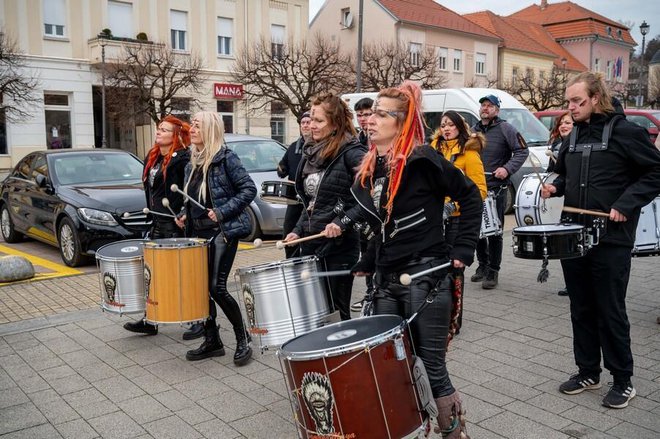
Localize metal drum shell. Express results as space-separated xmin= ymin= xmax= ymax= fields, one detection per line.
xmin=96 ymin=239 xmax=146 ymax=315
xmin=633 ymin=197 xmax=660 ymax=256
xmin=237 ymin=256 xmax=331 ymax=350
xmin=480 ymin=192 xmax=503 ymax=238
xmin=260 ymin=180 xmax=300 ymax=205
xmin=512 ymin=224 xmax=585 ymax=260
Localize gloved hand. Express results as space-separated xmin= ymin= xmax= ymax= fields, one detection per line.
xmin=443 ymin=202 xmax=457 ymax=220
xmin=361 ymin=286 xmax=375 ymax=317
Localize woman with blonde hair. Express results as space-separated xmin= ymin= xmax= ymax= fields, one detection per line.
xmin=175 ymin=111 xmax=257 ymax=365
xmin=350 ymin=81 xmax=481 ymax=437
xmin=431 ymin=110 xmax=487 ymax=337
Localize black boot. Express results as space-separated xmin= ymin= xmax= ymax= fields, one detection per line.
xmin=186 ymin=320 xmax=225 ymax=361
xmin=123 ymin=319 xmax=157 ymax=335
xmin=233 ymin=325 xmax=253 ymax=366
xmin=182 ymin=322 xmax=204 ymax=340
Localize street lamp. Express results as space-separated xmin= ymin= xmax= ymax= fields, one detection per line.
xmin=98 ymin=34 xmax=108 ymax=148
xmin=638 ymin=21 xmax=650 ymax=107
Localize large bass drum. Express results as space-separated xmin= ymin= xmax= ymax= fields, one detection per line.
xmin=278 ymin=315 xmax=430 ymax=439
xmin=96 ymin=239 xmax=146 ymax=315
xmin=515 ymin=173 xmax=565 ymax=226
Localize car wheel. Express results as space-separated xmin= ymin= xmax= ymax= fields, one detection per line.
xmin=58 ymin=217 xmax=87 ymax=267
xmin=243 ymin=208 xmax=262 ymax=242
xmin=0 ymin=204 xmax=23 ymax=243
xmin=504 ymin=185 xmax=515 ymax=215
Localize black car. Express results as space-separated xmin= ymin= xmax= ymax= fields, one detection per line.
xmin=0 ymin=149 xmax=150 ymax=266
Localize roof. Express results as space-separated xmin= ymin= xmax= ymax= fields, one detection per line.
xmin=649 ymin=50 xmax=660 ymax=65
xmin=375 ymin=0 xmax=499 ymax=40
xmin=508 ymin=1 xmax=635 ymax=45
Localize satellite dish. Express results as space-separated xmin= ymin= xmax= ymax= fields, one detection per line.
xmin=342 ymin=11 xmax=354 ymax=29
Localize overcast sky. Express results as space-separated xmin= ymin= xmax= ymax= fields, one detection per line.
xmin=309 ymin=0 xmax=659 ymax=54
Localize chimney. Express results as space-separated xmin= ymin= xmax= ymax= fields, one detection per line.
xmin=541 ymin=0 xmax=548 ymax=9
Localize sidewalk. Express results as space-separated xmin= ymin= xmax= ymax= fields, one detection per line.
xmin=1 ymin=233 xmax=659 ymax=438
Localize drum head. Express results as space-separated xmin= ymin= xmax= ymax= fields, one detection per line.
xmin=514 ymin=224 xmax=583 ymax=234
xmin=281 ymin=315 xmax=403 ymax=356
xmin=96 ymin=239 xmax=144 ymax=259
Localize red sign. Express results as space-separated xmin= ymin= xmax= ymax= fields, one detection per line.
xmin=214 ymin=83 xmax=244 ymax=99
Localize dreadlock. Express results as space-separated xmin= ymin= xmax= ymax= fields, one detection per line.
xmin=356 ymin=80 xmax=425 ymax=222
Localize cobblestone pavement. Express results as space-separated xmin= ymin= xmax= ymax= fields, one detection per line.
xmin=0 ymin=232 xmax=659 ymax=438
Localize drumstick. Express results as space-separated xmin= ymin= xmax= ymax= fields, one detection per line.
xmin=399 ymin=262 xmax=451 ymax=286
xmin=562 ymin=206 xmax=610 ymax=218
xmin=143 ymin=207 xmax=175 ymax=219
xmin=170 ymin=184 xmax=207 ymax=211
xmin=300 ymin=269 xmax=352 ymax=280
xmin=161 ymin=198 xmax=178 ymax=217
xmin=275 ymin=232 xmax=326 ymax=249
xmin=545 ymin=149 xmax=557 ymax=164
xmin=252 ymin=238 xmax=279 ymax=248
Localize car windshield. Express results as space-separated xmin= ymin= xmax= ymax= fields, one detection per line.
xmin=227 ymin=140 xmax=286 ymax=172
xmin=499 ymin=109 xmax=550 ymax=146
xmin=51 ymin=153 xmax=143 ymax=185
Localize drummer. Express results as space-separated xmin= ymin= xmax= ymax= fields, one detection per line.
xmin=283 ymin=93 xmax=367 ymax=321
xmin=175 ymin=111 xmax=257 ymax=366
xmin=277 ymin=110 xmax=311 ymax=258
xmin=350 ymin=81 xmax=481 ymax=437
xmin=124 ymin=115 xmax=190 ymax=336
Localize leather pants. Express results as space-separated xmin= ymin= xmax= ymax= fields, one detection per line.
xmin=373 ymin=258 xmax=454 ymax=398
xmin=150 ymin=220 xmax=182 ymax=239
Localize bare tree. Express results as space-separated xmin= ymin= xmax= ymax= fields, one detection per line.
xmin=607 ymin=80 xmax=639 ymax=108
xmin=103 ymin=42 xmax=206 ymax=124
xmin=503 ymin=67 xmax=568 ymax=111
xmin=464 ymin=74 xmax=499 ymax=88
xmin=357 ymin=41 xmax=447 ymax=91
xmin=648 ymin=67 xmax=660 ymax=107
xmin=231 ymin=33 xmax=353 ymax=122
xmin=0 ymin=30 xmax=41 ymax=122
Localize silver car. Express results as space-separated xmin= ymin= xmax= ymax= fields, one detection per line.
xmin=225 ymin=134 xmax=290 ymax=240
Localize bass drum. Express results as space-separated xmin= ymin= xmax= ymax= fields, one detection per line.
xmin=515 ymin=173 xmax=565 ymax=226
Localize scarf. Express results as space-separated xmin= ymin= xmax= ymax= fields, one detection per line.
xmin=302 ymin=133 xmax=351 ymax=177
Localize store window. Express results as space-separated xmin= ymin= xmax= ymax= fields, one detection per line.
xmin=217 ymin=101 xmax=234 ymax=134
xmin=270 ymin=101 xmax=286 ymax=143
xmin=43 ymin=0 xmax=66 ymax=37
xmin=44 ymin=93 xmax=72 ymax=149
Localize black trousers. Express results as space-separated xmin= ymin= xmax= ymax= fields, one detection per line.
xmin=282 ymin=204 xmax=304 ymax=258
xmin=561 ymin=244 xmax=634 ymax=383
xmin=444 ymin=216 xmax=465 ymax=329
xmin=373 ymin=260 xmax=454 ymax=398
xmin=194 ymin=227 xmax=243 ymax=331
xmin=476 ymin=186 xmax=507 ymax=271
xmin=151 ymin=220 xmax=182 ymax=239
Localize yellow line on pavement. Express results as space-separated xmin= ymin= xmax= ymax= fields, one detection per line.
xmin=0 ymin=244 xmax=82 ymax=285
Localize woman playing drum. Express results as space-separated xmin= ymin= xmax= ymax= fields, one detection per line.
xmin=350 ymin=81 xmax=481 ymax=437
xmin=124 ymin=115 xmax=190 ymax=336
xmin=175 ymin=111 xmax=257 ymax=366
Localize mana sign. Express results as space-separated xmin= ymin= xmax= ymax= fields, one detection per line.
xmin=214 ymin=83 xmax=244 ymax=99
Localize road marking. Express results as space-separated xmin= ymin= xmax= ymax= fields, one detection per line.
xmin=0 ymin=244 xmax=82 ymax=286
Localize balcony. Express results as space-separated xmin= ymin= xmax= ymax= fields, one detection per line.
xmin=88 ymin=36 xmax=164 ymax=66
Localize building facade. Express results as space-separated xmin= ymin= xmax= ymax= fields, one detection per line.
xmin=0 ymin=0 xmax=309 ymax=169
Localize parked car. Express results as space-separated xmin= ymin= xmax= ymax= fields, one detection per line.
xmin=535 ymin=109 xmax=660 ymax=143
xmin=224 ymin=134 xmax=289 ymax=241
xmin=0 ymin=149 xmax=150 ymax=266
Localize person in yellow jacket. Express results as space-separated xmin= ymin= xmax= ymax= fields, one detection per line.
xmin=431 ymin=110 xmax=487 ymax=337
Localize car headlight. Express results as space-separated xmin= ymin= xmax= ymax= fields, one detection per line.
xmin=77 ymin=208 xmax=118 ymax=226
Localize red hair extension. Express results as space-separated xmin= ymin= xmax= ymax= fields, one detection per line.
xmin=143 ymin=115 xmax=191 ymax=182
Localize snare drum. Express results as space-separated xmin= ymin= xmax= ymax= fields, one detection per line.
xmin=260 ymin=180 xmax=300 ymax=205
xmin=236 ymin=256 xmax=332 ymax=350
xmin=480 ymin=191 xmax=503 ymax=238
xmin=515 ymin=173 xmax=565 ymax=226
xmin=144 ymin=238 xmax=209 ymax=324
xmin=278 ymin=315 xmax=429 ymax=439
xmin=633 ymin=197 xmax=660 ymax=256
xmin=96 ymin=239 xmax=146 ymax=315
xmin=512 ymin=224 xmax=585 ymax=259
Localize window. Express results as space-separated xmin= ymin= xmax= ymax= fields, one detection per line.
xmin=271 ymin=24 xmax=285 ymax=59
xmin=217 ymin=101 xmax=234 ymax=134
xmin=453 ymin=49 xmax=462 ymax=72
xmin=170 ymin=98 xmax=191 ymax=121
xmin=410 ymin=43 xmax=422 ymax=67
xmin=44 ymin=93 xmax=72 ymax=150
xmin=475 ymin=52 xmax=486 ymax=75
xmin=108 ymin=1 xmax=133 ymax=38
xmin=437 ymin=47 xmax=448 ymax=70
xmin=594 ymin=58 xmax=600 ymax=72
xmin=217 ymin=17 xmax=233 ymax=56
xmin=341 ymin=8 xmax=353 ymax=28
xmin=170 ymin=10 xmax=187 ymax=50
xmin=270 ymin=101 xmax=286 ymax=143
xmin=512 ymin=67 xmax=519 ymax=85
xmin=606 ymin=60 xmax=612 ymax=80
xmin=43 ymin=0 xmax=66 ymax=37
xmin=525 ymin=68 xmax=533 ymax=79
xmin=31 ymin=155 xmax=48 ymax=182
xmin=0 ymin=107 xmax=6 ymax=154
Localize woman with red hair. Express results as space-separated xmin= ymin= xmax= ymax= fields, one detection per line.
xmin=124 ymin=115 xmax=191 ymax=336
xmin=350 ymin=81 xmax=481 ymax=437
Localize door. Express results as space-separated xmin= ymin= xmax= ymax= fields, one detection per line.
xmin=27 ymin=154 xmax=59 ymax=244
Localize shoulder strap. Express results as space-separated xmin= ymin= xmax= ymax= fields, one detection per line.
xmin=601 ymin=114 xmax=624 ymax=148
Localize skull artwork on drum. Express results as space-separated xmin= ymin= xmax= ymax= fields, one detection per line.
xmin=143 ymin=265 xmax=152 ymax=301
xmin=301 ymin=372 xmax=334 ymax=435
xmin=103 ymin=273 xmax=117 ymax=304
xmin=242 ymin=284 xmax=256 ymax=329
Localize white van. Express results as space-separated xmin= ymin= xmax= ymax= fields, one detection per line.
xmin=342 ymin=88 xmax=551 ymax=211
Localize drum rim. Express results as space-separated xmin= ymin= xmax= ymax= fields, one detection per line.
xmin=236 ymin=255 xmax=319 ymax=274
xmin=144 ymin=238 xmax=208 ymax=248
xmin=95 ymin=239 xmax=146 ymax=260
xmin=513 ymin=224 xmax=584 ymax=234
xmin=277 ymin=315 xmax=405 ymax=360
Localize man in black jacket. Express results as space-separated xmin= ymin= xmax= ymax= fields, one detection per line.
xmin=277 ymin=111 xmax=311 ymax=257
xmin=472 ymin=95 xmax=528 ymax=289
xmin=542 ymin=72 xmax=660 ymax=409
xmin=354 ymin=97 xmax=373 ymax=146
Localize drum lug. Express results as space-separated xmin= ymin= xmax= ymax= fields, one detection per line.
xmin=394 ymin=335 xmax=406 ymax=361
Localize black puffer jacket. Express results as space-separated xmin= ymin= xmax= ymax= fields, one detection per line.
xmin=292 ymin=137 xmax=367 ymax=255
